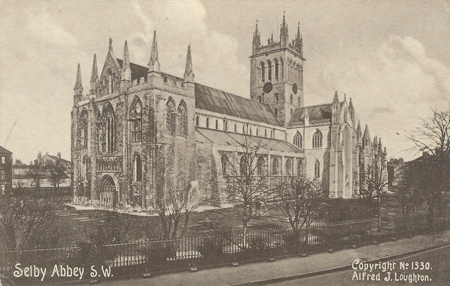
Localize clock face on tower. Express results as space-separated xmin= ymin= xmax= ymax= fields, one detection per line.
xmin=263 ymin=82 xmax=273 ymax=93
xmin=292 ymin=83 xmax=298 ymax=94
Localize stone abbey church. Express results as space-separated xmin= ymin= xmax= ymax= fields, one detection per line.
xmin=72 ymin=16 xmax=384 ymax=209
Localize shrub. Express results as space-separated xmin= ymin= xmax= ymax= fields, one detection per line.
xmin=198 ymin=237 xmax=224 ymax=257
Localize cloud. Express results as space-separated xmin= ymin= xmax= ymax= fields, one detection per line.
xmin=129 ymin=0 xmax=247 ymax=95
xmin=315 ymin=35 xmax=449 ymax=160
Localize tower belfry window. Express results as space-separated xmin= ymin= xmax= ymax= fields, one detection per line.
xmin=261 ymin=62 xmax=265 ymax=83
xmin=177 ymin=100 xmax=188 ymax=137
xmin=274 ymin=59 xmax=279 ymax=80
xmin=268 ymin=60 xmax=272 ymax=82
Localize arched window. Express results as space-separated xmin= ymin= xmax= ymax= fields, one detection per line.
xmin=256 ymin=128 xmax=259 ymax=136
xmin=249 ymin=127 xmax=252 ymax=135
xmin=280 ymin=58 xmax=284 ymax=81
xmin=196 ymin=116 xmax=199 ymax=126
xmin=265 ymin=129 xmax=267 ymax=137
xmin=293 ymin=132 xmax=302 ymax=148
xmin=206 ymin=117 xmax=210 ymax=128
xmin=261 ymin=62 xmax=265 ymax=82
xmin=268 ymin=60 xmax=272 ymax=81
xmin=215 ymin=119 xmax=219 ymax=130
xmin=257 ymin=156 xmax=265 ymax=176
xmin=297 ymin=160 xmax=303 ymax=176
xmin=107 ymin=69 xmax=113 ymax=94
xmin=314 ymin=160 xmax=320 ymax=178
xmin=177 ymin=100 xmax=188 ymax=137
xmin=274 ymin=59 xmax=279 ymax=80
xmin=166 ymin=97 xmax=176 ymax=136
xmin=234 ymin=123 xmax=237 ymax=132
xmin=134 ymin=154 xmax=142 ymax=182
xmin=290 ymin=109 xmax=293 ymax=115
xmin=101 ymin=102 xmax=115 ymax=153
xmin=221 ymin=155 xmax=229 ymax=176
xmin=298 ymin=97 xmax=301 ymax=107
xmin=80 ymin=109 xmax=88 ymax=148
xmin=242 ymin=125 xmax=245 ymax=134
xmin=275 ymin=108 xmax=278 ymax=117
xmin=224 ymin=120 xmax=228 ymax=131
xmin=130 ymin=98 xmax=142 ymax=142
xmin=240 ymin=155 xmax=248 ymax=176
xmin=272 ymin=158 xmax=279 ymax=175
xmin=312 ymin=129 xmax=323 ymax=148
xmin=290 ymin=94 xmax=293 ymax=104
xmin=275 ymin=93 xmax=279 ymax=103
xmin=286 ymin=159 xmax=292 ymax=176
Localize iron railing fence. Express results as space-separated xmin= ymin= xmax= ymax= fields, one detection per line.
xmin=1 ymin=213 xmax=449 ymax=283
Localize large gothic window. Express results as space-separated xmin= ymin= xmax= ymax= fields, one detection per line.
xmin=272 ymin=158 xmax=279 ymax=175
xmin=221 ymin=155 xmax=229 ymax=176
xmin=100 ymin=102 xmax=115 ymax=153
xmin=268 ymin=60 xmax=272 ymax=81
xmin=134 ymin=154 xmax=142 ymax=182
xmin=293 ymin=132 xmax=302 ymax=148
xmin=177 ymin=100 xmax=188 ymax=137
xmin=130 ymin=98 xmax=142 ymax=142
xmin=166 ymin=97 xmax=176 ymax=136
xmin=312 ymin=129 xmax=323 ymax=148
xmin=314 ymin=160 xmax=320 ymax=178
xmin=285 ymin=159 xmax=292 ymax=176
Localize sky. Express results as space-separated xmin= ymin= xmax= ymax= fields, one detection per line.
xmin=0 ymin=0 xmax=449 ymax=163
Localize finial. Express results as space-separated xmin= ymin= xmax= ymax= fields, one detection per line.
xmin=109 ymin=38 xmax=113 ymax=46
xmin=344 ymin=93 xmax=347 ymax=101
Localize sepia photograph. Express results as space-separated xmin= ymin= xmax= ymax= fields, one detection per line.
xmin=0 ymin=0 xmax=449 ymax=285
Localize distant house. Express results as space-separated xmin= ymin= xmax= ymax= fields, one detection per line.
xmin=0 ymin=146 xmax=13 ymax=194
xmin=12 ymin=152 xmax=72 ymax=197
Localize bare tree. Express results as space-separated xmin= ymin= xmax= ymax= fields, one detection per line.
xmin=273 ymin=177 xmax=323 ymax=230
xmin=407 ymin=110 xmax=450 ymax=224
xmin=0 ymin=192 xmax=63 ymax=250
xmin=393 ymin=163 xmax=423 ymax=215
xmin=152 ymin=181 xmax=198 ymax=240
xmin=358 ymin=146 xmax=388 ymax=230
xmin=223 ymin=136 xmax=268 ymax=246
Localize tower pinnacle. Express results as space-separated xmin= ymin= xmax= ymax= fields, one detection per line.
xmin=122 ymin=40 xmax=131 ymax=81
xmin=148 ymin=31 xmax=160 ymax=72
xmin=184 ymin=45 xmax=194 ymax=83
xmin=74 ymin=63 xmax=83 ymax=92
xmin=90 ymin=54 xmax=98 ymax=94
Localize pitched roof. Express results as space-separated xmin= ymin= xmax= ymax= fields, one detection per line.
xmin=115 ymin=60 xmax=281 ymax=126
xmin=117 ymin=59 xmax=148 ymax=81
xmin=0 ymin=146 xmax=12 ymax=154
xmin=195 ymin=84 xmax=281 ymax=126
xmin=196 ymin=128 xmax=302 ymax=153
xmin=289 ymin=103 xmax=332 ymax=126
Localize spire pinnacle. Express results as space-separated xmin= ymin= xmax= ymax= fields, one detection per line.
xmin=280 ymin=11 xmax=289 ymax=47
xmin=122 ymin=40 xmax=131 ymax=82
xmin=333 ymin=90 xmax=339 ymax=103
xmin=184 ymin=45 xmax=194 ymax=83
xmin=123 ymin=41 xmax=130 ymax=68
xmin=148 ymin=30 xmax=160 ymax=72
xmin=74 ymin=63 xmax=83 ymax=91
xmin=90 ymin=54 xmax=98 ymax=83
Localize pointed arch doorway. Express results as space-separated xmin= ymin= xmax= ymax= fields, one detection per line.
xmin=99 ymin=175 xmax=117 ymax=207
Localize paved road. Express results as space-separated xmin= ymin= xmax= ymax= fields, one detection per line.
xmin=271 ymin=244 xmax=450 ymax=286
